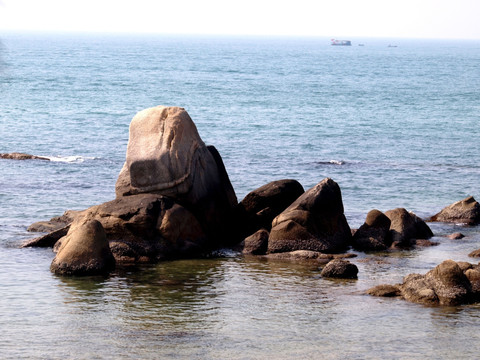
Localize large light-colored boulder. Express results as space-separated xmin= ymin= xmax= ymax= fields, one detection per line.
xmin=267 ymin=178 xmax=352 ymax=254
xmin=50 ymin=219 xmax=115 ymax=276
xmin=115 ymin=106 xmax=237 ymax=243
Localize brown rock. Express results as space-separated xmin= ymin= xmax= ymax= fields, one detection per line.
xmin=352 ymin=209 xmax=391 ymax=251
xmin=424 ymin=260 xmax=472 ymax=305
xmin=385 ymin=208 xmax=433 ymax=248
xmin=50 ymin=219 xmax=115 ymax=276
xmin=465 ymin=268 xmax=480 ymax=296
xmin=448 ymin=232 xmax=465 ymax=240
xmin=320 ymin=259 xmax=358 ymax=279
xmin=268 ymin=178 xmax=352 ymax=254
xmin=366 ymin=284 xmax=402 ymax=297
xmin=22 ymin=225 xmax=70 ymax=248
xmin=48 ymin=194 xmax=208 ymax=262
xmin=242 ymin=229 xmax=269 ymax=255
xmin=469 ymin=249 xmax=480 ymax=258
xmin=0 ymin=152 xmax=49 ymax=161
xmin=265 ymin=250 xmax=356 ymax=262
xmin=430 ymin=196 xmax=480 ymax=225
xmin=239 ymin=179 xmax=304 ymax=235
xmin=400 ymin=273 xmax=439 ymax=305
xmin=415 ymin=239 xmax=438 ymax=247
xmin=27 ymin=209 xmax=84 ymax=233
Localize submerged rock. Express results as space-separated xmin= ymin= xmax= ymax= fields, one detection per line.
xmin=448 ymin=232 xmax=465 ymax=240
xmin=268 ymin=178 xmax=352 ymax=254
xmin=366 ymin=284 xmax=402 ymax=297
xmin=265 ymin=250 xmax=356 ymax=263
xmin=0 ymin=152 xmax=49 ymax=161
xmin=50 ymin=219 xmax=115 ymax=276
xmin=430 ymin=196 xmax=480 ymax=225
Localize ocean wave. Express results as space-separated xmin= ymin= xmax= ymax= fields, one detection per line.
xmin=317 ymin=160 xmax=346 ymax=165
xmin=46 ymin=155 xmax=97 ymax=163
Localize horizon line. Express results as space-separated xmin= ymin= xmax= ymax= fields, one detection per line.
xmin=0 ymin=29 xmax=479 ymax=42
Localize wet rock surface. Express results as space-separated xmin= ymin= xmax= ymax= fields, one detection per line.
xmin=368 ymin=260 xmax=480 ymax=306
xmin=268 ymin=178 xmax=352 ymax=254
xmin=430 ymin=196 xmax=480 ymax=225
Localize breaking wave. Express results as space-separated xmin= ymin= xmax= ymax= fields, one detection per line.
xmin=46 ymin=155 xmax=97 ymax=163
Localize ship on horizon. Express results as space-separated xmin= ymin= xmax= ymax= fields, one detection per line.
xmin=331 ymin=39 xmax=351 ymax=46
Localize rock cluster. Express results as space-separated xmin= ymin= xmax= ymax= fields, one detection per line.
xmin=352 ymin=208 xmax=433 ymax=251
xmin=22 ymin=105 xmax=478 ymax=284
xmin=368 ymin=260 xmax=480 ymax=306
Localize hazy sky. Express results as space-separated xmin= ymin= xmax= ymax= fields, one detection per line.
xmin=0 ymin=0 xmax=479 ymax=39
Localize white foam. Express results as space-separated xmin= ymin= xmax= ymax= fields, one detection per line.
xmin=46 ymin=155 xmax=96 ymax=163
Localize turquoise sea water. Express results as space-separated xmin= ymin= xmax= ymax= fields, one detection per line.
xmin=1 ymin=33 xmax=480 ymax=359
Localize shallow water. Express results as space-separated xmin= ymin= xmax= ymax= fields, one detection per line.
xmin=3 ymin=231 xmax=480 ymax=359
xmin=1 ymin=34 xmax=480 ymax=358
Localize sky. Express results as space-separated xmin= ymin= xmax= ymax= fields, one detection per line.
xmin=0 ymin=0 xmax=479 ymax=39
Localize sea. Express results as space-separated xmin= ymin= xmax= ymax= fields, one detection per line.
xmin=1 ymin=33 xmax=479 ymax=359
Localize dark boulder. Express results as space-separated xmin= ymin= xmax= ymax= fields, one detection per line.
xmin=22 ymin=225 xmax=70 ymax=248
xmin=238 ymin=179 xmax=304 ymax=236
xmin=352 ymin=209 xmax=391 ymax=251
xmin=48 ymin=194 xmax=208 ymax=263
xmin=384 ymin=208 xmax=433 ymax=249
xmin=241 ymin=229 xmax=269 ymax=255
xmin=268 ymin=178 xmax=352 ymax=254
xmin=27 ymin=209 xmax=84 ymax=233
xmin=320 ymin=259 xmax=358 ymax=279
xmin=430 ymin=196 xmax=480 ymax=225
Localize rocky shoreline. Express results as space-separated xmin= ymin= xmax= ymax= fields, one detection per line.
xmin=16 ymin=106 xmax=480 ymax=306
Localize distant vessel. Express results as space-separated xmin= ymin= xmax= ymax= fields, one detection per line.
xmin=331 ymin=39 xmax=351 ymax=46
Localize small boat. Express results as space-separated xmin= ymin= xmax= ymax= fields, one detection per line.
xmin=331 ymin=39 xmax=351 ymax=46
xmin=388 ymin=44 xmax=398 ymax=48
